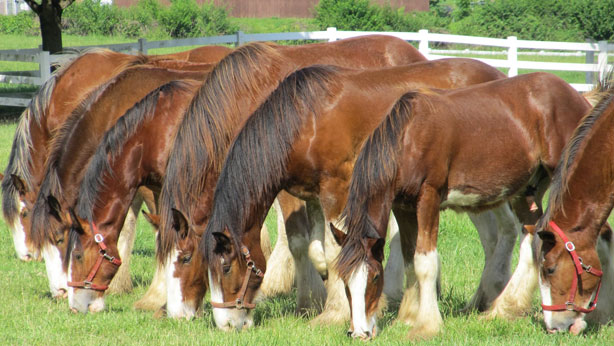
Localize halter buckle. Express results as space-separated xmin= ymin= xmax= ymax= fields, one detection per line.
xmin=83 ymin=280 xmax=92 ymax=289
xmin=565 ymin=302 xmax=575 ymax=311
xmin=103 ymin=252 xmax=115 ymax=262
xmin=564 ymin=241 xmax=575 ymax=252
xmin=235 ymin=298 xmax=244 ymax=310
xmin=94 ymin=233 xmax=104 ymax=243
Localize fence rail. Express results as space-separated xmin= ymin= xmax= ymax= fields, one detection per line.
xmin=1 ymin=28 xmax=612 ymax=106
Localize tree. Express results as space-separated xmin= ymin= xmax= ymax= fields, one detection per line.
xmin=24 ymin=0 xmax=75 ymax=53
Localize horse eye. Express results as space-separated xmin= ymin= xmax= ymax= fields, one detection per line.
xmin=223 ymin=264 xmax=231 ymax=275
xmin=21 ymin=210 xmax=28 ymax=218
xmin=181 ymin=254 xmax=192 ymax=264
xmin=545 ymin=266 xmax=556 ymax=275
xmin=56 ymin=238 xmax=64 ymax=245
xmin=372 ymin=274 xmax=380 ymax=283
xmin=75 ymin=253 xmax=82 ymax=261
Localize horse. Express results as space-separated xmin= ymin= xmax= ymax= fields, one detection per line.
xmin=532 ymin=81 xmax=614 ymax=334
xmin=28 ymin=65 xmax=210 ymax=301
xmin=333 ymin=72 xmax=592 ymax=339
xmin=1 ymin=46 xmax=231 ymax=262
xmin=194 ymin=59 xmax=507 ymax=331
xmin=155 ymin=36 xmax=429 ymax=322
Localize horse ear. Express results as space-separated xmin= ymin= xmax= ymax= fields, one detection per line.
xmin=537 ymin=229 xmax=556 ymax=253
xmin=522 ymin=224 xmax=536 ymax=235
xmin=11 ymin=174 xmax=27 ymax=195
xmin=67 ymin=208 xmax=84 ymax=234
xmin=46 ymin=194 xmax=62 ymax=221
xmin=142 ymin=210 xmax=160 ymax=230
xmin=329 ymin=223 xmax=347 ymax=245
xmin=212 ymin=230 xmax=232 ymax=254
xmin=171 ymin=208 xmax=189 ymax=239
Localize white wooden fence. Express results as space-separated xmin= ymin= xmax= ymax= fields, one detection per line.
xmin=1 ymin=27 xmax=612 ymax=107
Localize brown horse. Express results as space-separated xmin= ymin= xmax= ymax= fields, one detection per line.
xmin=1 ymin=46 xmax=231 ymax=262
xmin=193 ymin=59 xmax=506 ymax=330
xmin=155 ymin=36 xmax=428 ymax=322
xmin=333 ymin=72 xmax=591 ymax=339
xmin=28 ymin=65 xmax=210 ymax=303
xmin=533 ymin=82 xmax=614 ymax=334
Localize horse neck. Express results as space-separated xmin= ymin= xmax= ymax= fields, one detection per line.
xmin=552 ymin=98 xmax=614 ymax=239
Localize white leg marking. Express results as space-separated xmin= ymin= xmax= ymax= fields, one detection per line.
xmin=348 ymin=262 xmax=377 ymax=339
xmin=42 ymin=243 xmax=68 ymax=298
xmin=413 ymin=250 xmax=443 ymax=336
xmin=383 ymin=215 xmax=404 ymax=301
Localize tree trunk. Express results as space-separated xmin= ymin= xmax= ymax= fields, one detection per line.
xmin=38 ymin=2 xmax=63 ymax=53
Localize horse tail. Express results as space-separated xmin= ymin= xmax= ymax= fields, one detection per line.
xmin=336 ymin=92 xmax=418 ymax=282
xmin=201 ymin=65 xmax=339 ymax=263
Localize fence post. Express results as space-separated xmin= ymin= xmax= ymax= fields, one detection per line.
xmin=327 ymin=27 xmax=337 ymax=42
xmin=138 ymin=38 xmax=148 ymax=55
xmin=236 ymin=31 xmax=244 ymax=47
xmin=598 ymin=40 xmax=609 ymax=82
xmin=38 ymin=50 xmax=50 ymax=85
xmin=585 ymin=40 xmax=595 ymax=85
xmin=507 ymin=36 xmax=518 ymax=77
xmin=418 ymin=29 xmax=429 ymax=57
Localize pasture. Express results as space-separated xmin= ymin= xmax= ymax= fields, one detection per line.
xmin=1 ymin=33 xmax=614 ymax=344
xmin=0 ymin=120 xmax=613 ymax=344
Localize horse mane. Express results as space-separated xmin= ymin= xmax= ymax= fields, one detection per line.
xmin=335 ymin=92 xmax=418 ymax=282
xmin=540 ymin=79 xmax=614 ymax=229
xmin=1 ymin=48 xmax=148 ymax=226
xmin=76 ymin=80 xmax=195 ymax=222
xmin=30 ymin=70 xmax=129 ymax=249
xmin=157 ymin=42 xmax=286 ymax=263
xmin=63 ymin=226 xmax=82 ymax=270
xmin=199 ymin=65 xmax=339 ymax=272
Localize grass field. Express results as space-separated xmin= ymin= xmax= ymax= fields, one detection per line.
xmin=1 ymin=27 xmax=614 ymax=343
xmin=0 ymin=119 xmax=613 ymax=344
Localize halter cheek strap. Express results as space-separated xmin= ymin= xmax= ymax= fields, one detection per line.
xmin=67 ymin=223 xmax=122 ymax=292
xmin=210 ymin=245 xmax=264 ymax=310
xmin=541 ymin=221 xmax=603 ymax=313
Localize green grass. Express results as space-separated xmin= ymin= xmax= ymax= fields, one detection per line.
xmin=0 ymin=118 xmax=613 ymax=344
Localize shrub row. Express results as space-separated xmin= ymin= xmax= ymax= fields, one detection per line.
xmin=2 ymin=0 xmax=614 ymax=42
xmin=0 ymin=0 xmax=237 ymax=39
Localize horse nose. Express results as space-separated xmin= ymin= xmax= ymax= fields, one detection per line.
xmin=21 ymin=254 xmax=32 ymax=262
xmin=547 ymin=327 xmax=560 ymax=334
xmin=363 ymin=331 xmax=372 ymax=340
xmin=346 ymin=330 xmax=353 ymax=337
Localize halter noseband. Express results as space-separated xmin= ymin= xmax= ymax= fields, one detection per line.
xmin=67 ymin=222 xmax=122 ymax=292
xmin=541 ymin=221 xmax=602 ymax=313
xmin=210 ymin=245 xmax=264 ymax=310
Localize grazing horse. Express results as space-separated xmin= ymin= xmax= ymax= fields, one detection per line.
xmin=533 ymin=83 xmax=614 ymax=334
xmin=1 ymin=46 xmax=231 ymax=262
xmin=156 ymin=36 xmax=428 ymax=323
xmin=29 ymin=66 xmax=209 ymax=302
xmin=196 ymin=59 xmax=506 ymax=331
xmin=334 ymin=72 xmax=592 ymax=339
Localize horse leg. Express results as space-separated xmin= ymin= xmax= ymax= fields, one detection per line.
xmin=133 ymin=186 xmax=168 ymax=311
xmin=586 ymin=226 xmax=614 ymax=324
xmin=107 ymin=192 xmax=141 ymax=294
xmin=473 ymin=204 xmax=520 ymax=312
xmin=464 ymin=209 xmax=503 ymax=311
xmin=311 ymin=200 xmax=351 ymax=325
xmin=382 ymin=213 xmax=405 ymax=303
xmin=394 ymin=208 xmax=420 ymax=326
xmin=260 ymin=196 xmax=295 ymax=297
xmin=409 ymin=185 xmax=443 ymax=339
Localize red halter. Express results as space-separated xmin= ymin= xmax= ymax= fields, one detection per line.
xmin=541 ymin=221 xmax=603 ymax=313
xmin=67 ymin=223 xmax=122 ymax=292
xmin=210 ymin=245 xmax=264 ymax=310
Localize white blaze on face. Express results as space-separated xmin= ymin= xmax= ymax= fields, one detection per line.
xmin=10 ymin=201 xmax=31 ymax=260
xmin=208 ymin=268 xmax=250 ymax=331
xmin=42 ymin=243 xmax=68 ymax=298
xmin=348 ymin=262 xmax=377 ymax=339
xmin=538 ymin=274 xmax=554 ymax=329
xmin=165 ymin=247 xmax=194 ymax=319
